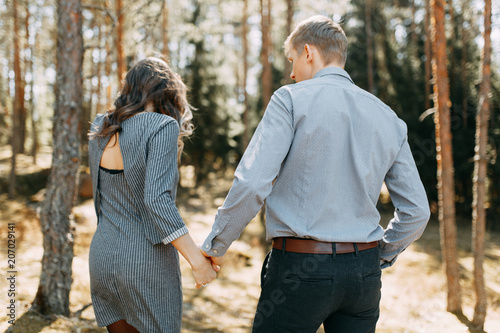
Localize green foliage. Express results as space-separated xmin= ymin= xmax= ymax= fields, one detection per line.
xmin=181 ymin=0 xmax=239 ymax=181
xmin=2 ymin=0 xmax=499 ymax=228
xmin=342 ymin=0 xmax=499 ymax=226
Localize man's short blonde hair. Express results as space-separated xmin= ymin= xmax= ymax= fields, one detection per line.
xmin=284 ymin=15 xmax=347 ymax=66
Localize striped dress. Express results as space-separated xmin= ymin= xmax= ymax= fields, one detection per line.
xmin=88 ymin=112 xmax=188 ymax=332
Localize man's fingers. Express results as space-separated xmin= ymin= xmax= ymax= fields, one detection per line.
xmin=212 ymin=256 xmax=224 ymax=266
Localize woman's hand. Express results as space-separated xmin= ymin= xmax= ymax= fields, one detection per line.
xmin=191 ymin=255 xmax=218 ymax=289
xmin=170 ymin=233 xmax=219 ymax=289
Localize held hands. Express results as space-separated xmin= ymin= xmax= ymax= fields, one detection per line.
xmin=201 ymin=249 xmax=224 ymax=271
xmin=190 ymin=249 xmax=224 ymax=289
xmin=192 ymin=254 xmax=219 ymax=289
xmin=170 ymin=233 xmax=221 ymax=289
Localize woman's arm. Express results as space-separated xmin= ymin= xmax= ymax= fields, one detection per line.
xmin=171 ymin=233 xmax=219 ymax=288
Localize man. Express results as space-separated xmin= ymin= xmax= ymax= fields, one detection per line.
xmin=202 ymin=15 xmax=430 ymax=333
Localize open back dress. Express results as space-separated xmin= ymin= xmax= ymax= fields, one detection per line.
xmin=88 ymin=112 xmax=189 ymax=332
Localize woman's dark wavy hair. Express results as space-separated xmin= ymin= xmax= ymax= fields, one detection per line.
xmin=90 ymin=57 xmax=193 ymax=160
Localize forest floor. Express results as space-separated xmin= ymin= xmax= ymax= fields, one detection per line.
xmin=0 ymin=146 xmax=500 ymax=333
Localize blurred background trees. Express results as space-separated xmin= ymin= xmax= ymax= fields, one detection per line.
xmin=0 ymin=0 xmax=499 ymax=325
xmin=1 ymin=1 xmax=499 ymax=236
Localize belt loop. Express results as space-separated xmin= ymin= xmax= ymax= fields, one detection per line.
xmin=353 ymin=243 xmax=359 ymax=256
xmin=282 ymin=238 xmax=287 ymax=256
xmin=332 ymin=242 xmax=336 ymax=260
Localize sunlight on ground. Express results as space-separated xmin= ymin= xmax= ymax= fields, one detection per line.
xmin=1 ymin=158 xmax=500 ymax=332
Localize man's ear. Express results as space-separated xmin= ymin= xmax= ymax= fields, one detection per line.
xmin=304 ymin=44 xmax=314 ymax=63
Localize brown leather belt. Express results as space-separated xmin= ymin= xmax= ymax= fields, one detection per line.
xmin=272 ymin=238 xmax=379 ymax=254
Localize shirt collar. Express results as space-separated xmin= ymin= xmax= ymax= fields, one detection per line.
xmin=313 ymin=66 xmax=354 ymax=84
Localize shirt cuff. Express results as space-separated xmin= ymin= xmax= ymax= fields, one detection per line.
xmin=202 ymin=232 xmax=227 ymax=257
xmin=380 ymin=255 xmax=398 ymax=269
xmin=161 ymin=226 xmax=189 ymax=245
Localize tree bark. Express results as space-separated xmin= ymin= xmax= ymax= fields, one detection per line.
xmin=283 ymin=0 xmax=293 ymax=85
xmin=9 ymin=0 xmax=23 ymax=198
xmin=365 ymin=0 xmax=374 ymax=93
xmin=94 ymin=24 xmax=103 ymax=121
xmin=115 ymin=0 xmax=124 ymax=82
xmin=242 ymin=0 xmax=249 ymax=149
xmin=31 ymin=0 xmax=83 ymax=316
xmin=0 ymin=52 xmax=4 ymax=138
xmin=431 ymin=0 xmax=462 ymax=314
xmin=260 ymin=0 xmax=272 ymax=109
xmin=424 ymin=0 xmax=432 ymax=110
xmin=19 ymin=0 xmax=27 ymax=154
xmin=28 ymin=4 xmax=38 ymax=163
xmin=105 ymin=1 xmax=113 ymax=110
xmin=259 ymin=0 xmax=272 ymax=225
xmin=471 ymin=0 xmax=491 ymax=329
xmin=461 ymin=3 xmax=468 ymax=128
xmin=162 ymin=0 xmax=169 ymax=61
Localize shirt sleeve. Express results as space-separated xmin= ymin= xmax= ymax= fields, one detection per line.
xmin=143 ymin=120 xmax=188 ymax=245
xmin=380 ymin=136 xmax=431 ymax=268
xmin=202 ymin=88 xmax=294 ymax=256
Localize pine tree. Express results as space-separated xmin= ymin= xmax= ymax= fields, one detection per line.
xmin=471 ymin=0 xmax=492 ymax=328
xmin=431 ymin=0 xmax=462 ymax=314
xmin=31 ymin=0 xmax=83 ymax=316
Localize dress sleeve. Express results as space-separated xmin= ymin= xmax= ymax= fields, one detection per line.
xmin=143 ymin=120 xmax=188 ymax=245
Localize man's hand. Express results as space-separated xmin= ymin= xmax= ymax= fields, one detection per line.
xmin=201 ymin=249 xmax=224 ymax=272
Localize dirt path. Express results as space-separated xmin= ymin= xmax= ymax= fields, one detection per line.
xmin=1 ymin=152 xmax=499 ymax=332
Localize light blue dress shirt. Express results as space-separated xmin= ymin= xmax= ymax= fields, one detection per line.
xmin=202 ymin=67 xmax=430 ymax=268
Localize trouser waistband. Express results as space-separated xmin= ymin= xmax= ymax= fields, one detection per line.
xmin=272 ymin=237 xmax=379 ymax=254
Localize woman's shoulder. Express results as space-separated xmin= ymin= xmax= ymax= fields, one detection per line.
xmin=126 ymin=112 xmax=176 ymax=124
xmin=122 ymin=112 xmax=179 ymax=132
xmin=92 ymin=113 xmax=106 ymax=125
xmin=89 ymin=114 xmax=107 ymax=141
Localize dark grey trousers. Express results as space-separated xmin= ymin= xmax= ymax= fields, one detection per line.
xmin=252 ymin=245 xmax=381 ymax=333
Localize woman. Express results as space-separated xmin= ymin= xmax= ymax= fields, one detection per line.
xmin=88 ymin=57 xmax=217 ymax=333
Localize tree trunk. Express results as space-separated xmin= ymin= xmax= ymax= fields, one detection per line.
xmin=461 ymin=3 xmax=468 ymax=128
xmin=431 ymin=0 xmax=462 ymax=314
xmin=81 ymin=55 xmax=94 ymax=162
xmin=447 ymin=0 xmax=456 ymax=101
xmin=162 ymin=0 xmax=169 ymax=60
xmin=116 ymin=0 xmax=124 ymax=82
xmin=106 ymin=41 xmax=112 ymax=109
xmin=365 ymin=0 xmax=374 ymax=93
xmin=9 ymin=0 xmax=23 ymax=198
xmin=242 ymin=0 xmax=249 ymax=149
xmin=28 ymin=5 xmax=38 ymax=163
xmin=283 ymin=0 xmax=293 ymax=85
xmin=411 ymin=0 xmax=418 ymax=61
xmin=471 ymin=0 xmax=491 ymax=329
xmin=260 ymin=0 xmax=272 ymax=109
xmin=105 ymin=0 xmax=113 ymax=110
xmin=0 ymin=51 xmax=4 ymax=141
xmin=19 ymin=0 xmax=27 ymax=154
xmin=259 ymin=0 xmax=272 ymax=225
xmin=424 ymin=0 xmax=432 ymax=110
xmin=94 ymin=25 xmax=103 ymax=121
xmin=31 ymin=0 xmax=83 ymax=316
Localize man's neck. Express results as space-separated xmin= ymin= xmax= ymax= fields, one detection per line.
xmin=311 ymin=62 xmax=344 ymax=78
